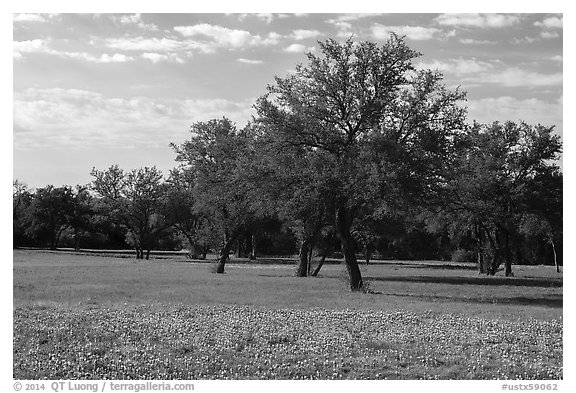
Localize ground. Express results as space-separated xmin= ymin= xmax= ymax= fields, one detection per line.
xmin=13 ymin=249 xmax=563 ymax=380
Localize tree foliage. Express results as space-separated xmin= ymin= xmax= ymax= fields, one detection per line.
xmin=256 ymin=36 xmax=467 ymax=290
xmin=90 ymin=165 xmax=170 ymax=259
xmin=438 ymin=121 xmax=562 ymax=275
xmin=171 ymin=118 xmax=269 ymax=272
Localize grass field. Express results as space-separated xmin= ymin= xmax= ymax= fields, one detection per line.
xmin=13 ymin=249 xmax=563 ymax=380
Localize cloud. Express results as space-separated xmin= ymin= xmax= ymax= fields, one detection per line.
xmin=291 ymin=29 xmax=323 ymax=40
xmin=512 ymin=36 xmax=539 ymax=44
xmin=13 ymin=39 xmax=48 ymax=54
xmin=13 ymin=39 xmax=134 ymax=63
xmin=551 ymin=55 xmax=563 ymax=63
xmin=237 ymin=58 xmax=264 ymax=65
xmin=458 ymin=38 xmax=497 ymax=45
xmin=329 ymin=14 xmax=378 ymax=23
xmin=104 ymin=37 xmax=208 ymax=53
xmin=284 ymin=44 xmax=310 ymax=53
xmin=467 ymin=96 xmax=563 ymax=136
xmin=540 ymin=31 xmax=560 ymax=39
xmin=326 ymin=14 xmax=377 ymax=38
xmin=534 ymin=16 xmax=563 ymax=29
xmin=174 ymin=24 xmax=281 ymax=49
xmin=372 ymin=24 xmax=442 ymax=41
xmin=76 ymin=53 xmax=134 ymax=63
xmin=14 ymin=88 xmax=256 ymax=150
xmin=417 ymin=58 xmax=494 ymax=75
xmin=13 ymin=13 xmax=48 ymax=23
xmin=115 ymin=13 xmax=158 ymax=31
xmin=475 ymin=68 xmax=562 ymax=87
xmin=417 ymin=58 xmax=561 ymax=88
xmin=237 ymin=13 xmax=292 ymax=24
xmin=435 ymin=13 xmax=521 ymax=28
xmin=141 ymin=52 xmax=185 ymax=64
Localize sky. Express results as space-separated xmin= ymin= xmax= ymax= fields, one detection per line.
xmin=13 ymin=12 xmax=563 ymax=189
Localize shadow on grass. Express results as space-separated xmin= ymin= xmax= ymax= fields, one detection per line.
xmin=378 ymin=292 xmax=563 ymax=308
xmin=372 ymin=261 xmax=479 ymax=270
xmin=366 ymin=275 xmax=562 ymax=288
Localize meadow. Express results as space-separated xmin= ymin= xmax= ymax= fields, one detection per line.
xmin=13 ymin=249 xmax=563 ymax=380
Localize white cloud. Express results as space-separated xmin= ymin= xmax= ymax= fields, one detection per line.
xmin=436 ymin=13 xmax=521 ymax=28
xmin=174 ymin=24 xmax=280 ymax=49
xmin=14 ymin=88 xmax=255 ymax=150
xmin=13 ymin=13 xmax=47 ymax=23
xmin=512 ymin=36 xmax=539 ymax=44
xmin=105 ymin=37 xmax=209 ymax=53
xmin=284 ymin=44 xmax=309 ymax=53
xmin=540 ymin=31 xmax=560 ymax=39
xmin=291 ymin=29 xmax=323 ymax=40
xmin=551 ymin=55 xmax=563 ymax=63
xmin=534 ymin=16 xmax=563 ymax=29
xmin=254 ymin=13 xmax=275 ymax=24
xmin=69 ymin=52 xmax=134 ymax=63
xmin=237 ymin=58 xmax=264 ymax=65
xmin=326 ymin=14 xmax=377 ymax=38
xmin=13 ymin=39 xmax=133 ymax=63
xmin=141 ymin=52 xmax=185 ymax=64
xmin=468 ymin=96 xmax=563 ymax=136
xmin=13 ymin=39 xmax=48 ymax=54
xmin=476 ymin=68 xmax=562 ymax=87
xmin=458 ymin=38 xmax=496 ymax=45
xmin=237 ymin=13 xmax=292 ymax=24
xmin=329 ymin=14 xmax=378 ymax=23
xmin=116 ymin=13 xmax=158 ymax=31
xmin=372 ymin=24 xmax=441 ymax=41
xmin=417 ymin=58 xmax=562 ymax=88
xmin=417 ymin=58 xmax=494 ymax=75
xmin=331 ymin=21 xmax=352 ymax=35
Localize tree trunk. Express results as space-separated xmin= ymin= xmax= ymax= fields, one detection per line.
xmin=335 ymin=206 xmax=363 ymax=291
xmin=307 ymin=244 xmax=314 ymax=275
xmin=311 ymin=246 xmax=329 ymax=277
xmin=216 ymin=236 xmax=236 ymax=274
xmin=73 ymin=229 xmax=82 ymax=251
xmin=483 ymin=228 xmax=499 ymax=275
xmin=51 ymin=226 xmax=66 ymax=250
xmin=502 ymin=229 xmax=513 ymax=277
xmin=364 ymin=243 xmax=371 ymax=265
xmin=296 ymin=239 xmax=311 ymax=277
xmin=249 ymin=234 xmax=257 ymax=260
xmin=551 ymin=239 xmax=559 ymax=273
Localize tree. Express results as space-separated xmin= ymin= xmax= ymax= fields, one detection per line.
xmin=441 ymin=121 xmax=562 ymax=276
xmin=90 ymin=165 xmax=171 ymax=259
xmin=13 ymin=180 xmax=33 ymax=248
xmin=255 ymin=36 xmax=466 ymax=290
xmin=26 ymin=185 xmax=75 ymax=249
xmin=518 ymin=168 xmax=562 ymax=272
xmin=163 ymin=168 xmax=211 ymax=259
xmin=67 ymin=185 xmax=95 ymax=250
xmin=254 ymin=133 xmax=335 ymax=276
xmin=171 ymin=118 xmax=266 ymax=273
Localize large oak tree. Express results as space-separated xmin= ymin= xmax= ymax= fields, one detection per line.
xmin=255 ymin=36 xmax=466 ymax=290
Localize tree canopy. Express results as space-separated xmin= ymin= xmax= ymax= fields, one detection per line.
xmin=255 ymin=36 xmax=467 ymax=290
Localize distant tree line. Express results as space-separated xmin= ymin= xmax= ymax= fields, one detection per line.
xmin=13 ymin=36 xmax=562 ymax=290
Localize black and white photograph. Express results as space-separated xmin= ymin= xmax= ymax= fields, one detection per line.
xmin=10 ymin=2 xmax=566 ymax=389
